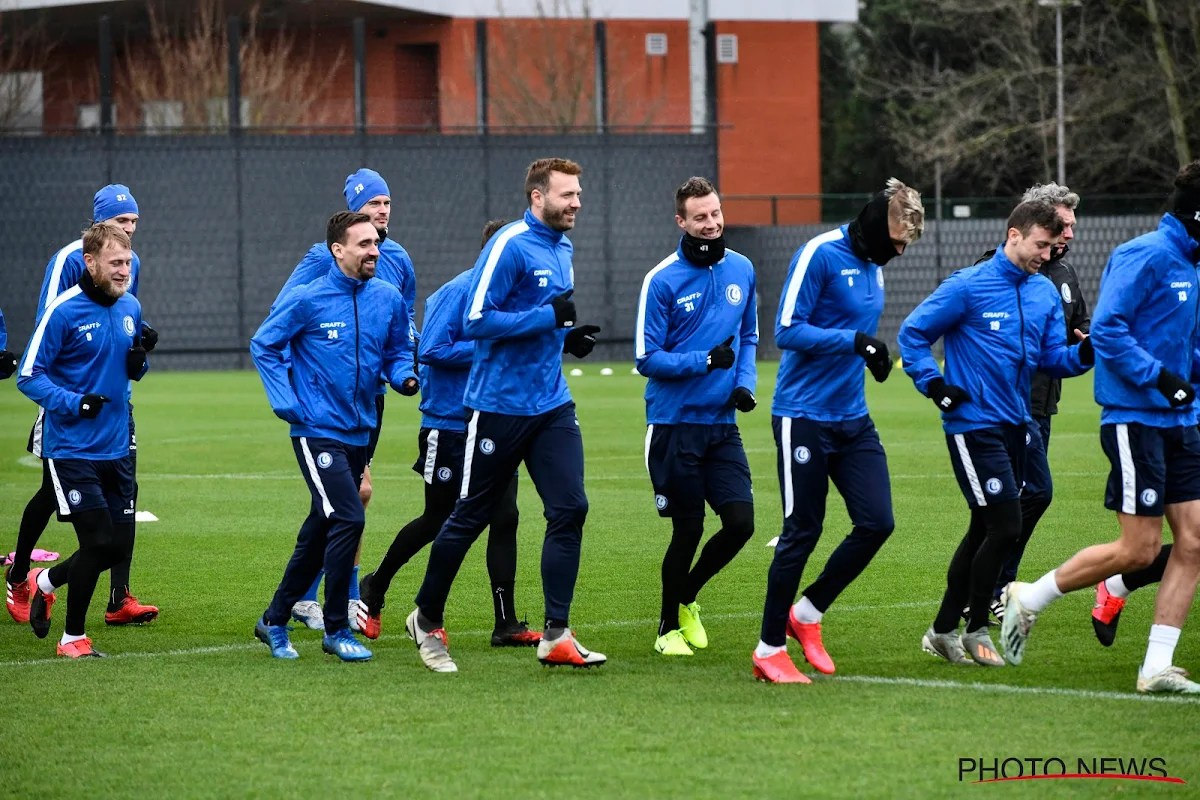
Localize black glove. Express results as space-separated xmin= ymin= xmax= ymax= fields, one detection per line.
xmin=79 ymin=393 xmax=110 ymax=419
xmin=550 ymin=290 xmax=577 ymax=329
xmin=141 ymin=323 xmax=159 ymax=352
xmin=927 ymin=377 xmax=970 ymax=412
xmin=854 ymin=332 xmax=892 ymax=383
xmin=1157 ymin=368 xmax=1195 ymax=408
xmin=126 ymin=344 xmax=147 ymax=380
xmin=730 ymin=386 xmax=757 ymax=412
xmin=707 ymin=336 xmax=735 ymax=372
xmin=1077 ymin=336 xmax=1094 ymax=366
xmin=399 ymin=377 xmax=419 ymax=397
xmin=0 ymin=349 xmax=15 ymax=379
xmin=564 ymin=325 xmax=601 ymax=359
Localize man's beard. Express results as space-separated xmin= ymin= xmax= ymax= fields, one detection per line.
xmin=543 ymin=203 xmax=573 ymax=231
xmin=101 ymin=279 xmax=128 ymax=298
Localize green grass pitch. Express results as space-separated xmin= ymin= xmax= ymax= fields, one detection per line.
xmin=1 ymin=366 xmax=1198 ymax=797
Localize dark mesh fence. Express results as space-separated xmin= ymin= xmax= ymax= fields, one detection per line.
xmin=0 ymin=134 xmax=1163 ymax=369
xmin=0 ymin=133 xmax=716 ymax=369
xmin=727 ymin=214 xmax=1162 ymax=360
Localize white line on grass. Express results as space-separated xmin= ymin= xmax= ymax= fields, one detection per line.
xmin=0 ymin=601 xmax=938 ymax=668
xmin=829 ymin=675 xmax=1200 ymax=706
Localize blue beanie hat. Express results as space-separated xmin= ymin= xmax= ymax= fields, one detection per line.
xmin=344 ymin=169 xmax=390 ymax=212
xmin=93 ymin=184 xmax=139 ymax=223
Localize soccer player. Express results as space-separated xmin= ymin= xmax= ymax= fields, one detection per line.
xmin=972 ymin=183 xmax=1089 ymax=623
xmin=356 ymin=220 xmax=542 ymax=646
xmin=405 ymin=157 xmax=605 ymax=673
xmin=1002 ymin=162 xmax=1200 ymax=694
xmin=6 ymin=185 xmax=159 ymax=628
xmin=250 ymin=210 xmax=416 ymax=661
xmin=900 ymin=200 xmax=1091 ymax=667
xmin=277 ymin=168 xmax=418 ymax=633
xmin=635 ymin=177 xmax=758 ymax=658
xmin=752 ymin=179 xmax=925 ymax=684
xmin=0 ymin=307 xmax=15 ymax=379
xmin=16 ymin=222 xmax=149 ymax=658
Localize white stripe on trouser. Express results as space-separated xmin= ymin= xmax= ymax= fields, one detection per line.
xmin=644 ymin=425 xmax=654 ymax=474
xmin=1116 ymin=423 xmax=1136 ymax=514
xmin=31 ymin=408 xmax=45 ymax=458
xmin=953 ymin=433 xmax=987 ymax=506
xmin=45 ymin=459 xmax=70 ymax=516
xmin=781 ymin=417 xmax=794 ymax=518
xmin=423 ymin=429 xmax=440 ymax=485
xmin=298 ymin=438 xmax=335 ymax=518
xmin=460 ymin=411 xmax=480 ymax=500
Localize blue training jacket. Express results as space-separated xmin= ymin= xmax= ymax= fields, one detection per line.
xmin=36 ymin=239 xmax=140 ymax=322
xmin=1092 ymin=214 xmax=1200 ymax=427
xmin=461 ymin=210 xmax=576 ymax=417
xmin=279 ymin=238 xmax=416 ymax=340
xmin=418 ymin=270 xmax=474 ymax=431
xmin=899 ymin=246 xmax=1090 ymax=434
xmin=772 ymin=225 xmax=884 ymax=422
xmin=17 ymin=280 xmax=147 ymax=460
xmin=0 ymin=306 xmax=7 ymax=352
xmin=250 ymin=263 xmax=415 ymax=446
xmin=634 ymin=240 xmax=758 ymax=425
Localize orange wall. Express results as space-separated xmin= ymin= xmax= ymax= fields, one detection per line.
xmin=715 ymin=21 xmax=821 ymax=224
xmin=31 ymin=16 xmax=822 ymax=219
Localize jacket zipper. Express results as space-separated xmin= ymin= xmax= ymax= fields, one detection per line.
xmin=1016 ymin=281 xmax=1027 ymax=391
xmin=352 ymin=288 xmax=361 ymax=429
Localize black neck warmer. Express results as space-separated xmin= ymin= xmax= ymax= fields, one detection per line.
xmin=848 ymin=192 xmax=898 ymax=266
xmin=681 ymin=232 xmax=726 ymax=267
xmin=377 ymin=225 xmax=389 ymax=244
xmin=79 ymin=270 xmax=119 ymax=307
xmin=1171 ymin=186 xmax=1200 ymax=259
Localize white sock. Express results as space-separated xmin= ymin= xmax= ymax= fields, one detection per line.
xmin=60 ymin=632 xmax=87 ymax=645
xmin=36 ymin=570 xmax=56 ymax=595
xmin=1019 ymin=570 xmax=1064 ymax=613
xmin=755 ymin=640 xmax=785 ymax=658
xmin=1140 ymin=624 xmax=1181 ymax=679
xmin=1104 ymin=574 xmax=1131 ymax=599
xmin=792 ymin=596 xmax=823 ymax=624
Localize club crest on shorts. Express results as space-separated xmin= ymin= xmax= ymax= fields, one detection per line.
xmin=68 ymin=489 xmax=81 ymax=505
xmin=437 ymin=466 xmax=453 ymax=482
xmin=1026 ymin=432 xmax=1032 ymax=446
xmin=1141 ymin=488 xmax=1158 ymax=507
xmin=794 ymin=446 xmax=811 ymax=464
xmin=655 ymin=494 xmax=668 ymax=510
xmin=985 ymin=477 xmax=1002 ymax=495
xmin=123 ymin=315 xmax=136 ymax=336
xmin=480 ymin=438 xmax=496 ymax=455
xmin=317 ymin=452 xmax=333 ymax=469
xmin=1060 ymin=283 xmax=1072 ymax=304
xmin=725 ymin=284 xmax=743 ymax=305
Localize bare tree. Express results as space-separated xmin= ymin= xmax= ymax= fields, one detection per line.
xmin=0 ymin=11 xmax=54 ymax=133
xmin=118 ymin=0 xmax=345 ymax=131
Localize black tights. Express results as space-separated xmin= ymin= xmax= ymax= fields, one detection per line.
xmin=659 ymin=502 xmax=754 ymax=635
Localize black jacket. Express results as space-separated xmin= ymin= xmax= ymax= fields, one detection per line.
xmin=976 ymin=248 xmax=1090 ymax=417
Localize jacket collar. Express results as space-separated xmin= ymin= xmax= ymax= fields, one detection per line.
xmin=524 ymin=209 xmax=565 ymax=243
xmin=991 ymin=245 xmax=1032 ymax=284
xmin=326 ymin=262 xmax=370 ymax=291
xmin=1160 ymin=213 xmax=1200 ymax=262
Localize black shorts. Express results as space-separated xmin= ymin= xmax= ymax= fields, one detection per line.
xmin=945 ymin=425 xmax=1026 ymax=509
xmin=45 ymin=455 xmax=137 ymax=523
xmin=645 ymin=422 xmax=753 ymax=518
xmin=412 ymin=427 xmax=468 ymax=496
xmin=366 ymin=394 xmax=386 ymax=467
xmin=1101 ymin=422 xmax=1200 ymax=517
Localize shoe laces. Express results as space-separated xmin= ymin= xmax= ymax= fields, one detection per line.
xmin=428 ymin=628 xmax=449 ymax=647
xmin=268 ymin=626 xmax=291 ymax=650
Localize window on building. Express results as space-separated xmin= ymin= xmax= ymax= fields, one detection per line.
xmin=206 ymin=97 xmax=252 ymax=129
xmin=716 ymin=34 xmax=738 ymax=64
xmin=142 ymin=100 xmax=183 ymax=133
xmin=77 ymin=103 xmax=119 ymax=130
xmin=645 ymin=33 xmax=668 ymax=57
xmin=0 ymin=71 xmax=44 ymax=134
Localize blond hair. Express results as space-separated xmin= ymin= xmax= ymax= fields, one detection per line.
xmin=81 ymin=221 xmax=132 ymax=258
xmin=884 ymin=178 xmax=925 ymax=243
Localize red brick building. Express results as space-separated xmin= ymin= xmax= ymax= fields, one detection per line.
xmin=2 ymin=0 xmax=856 ymax=223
